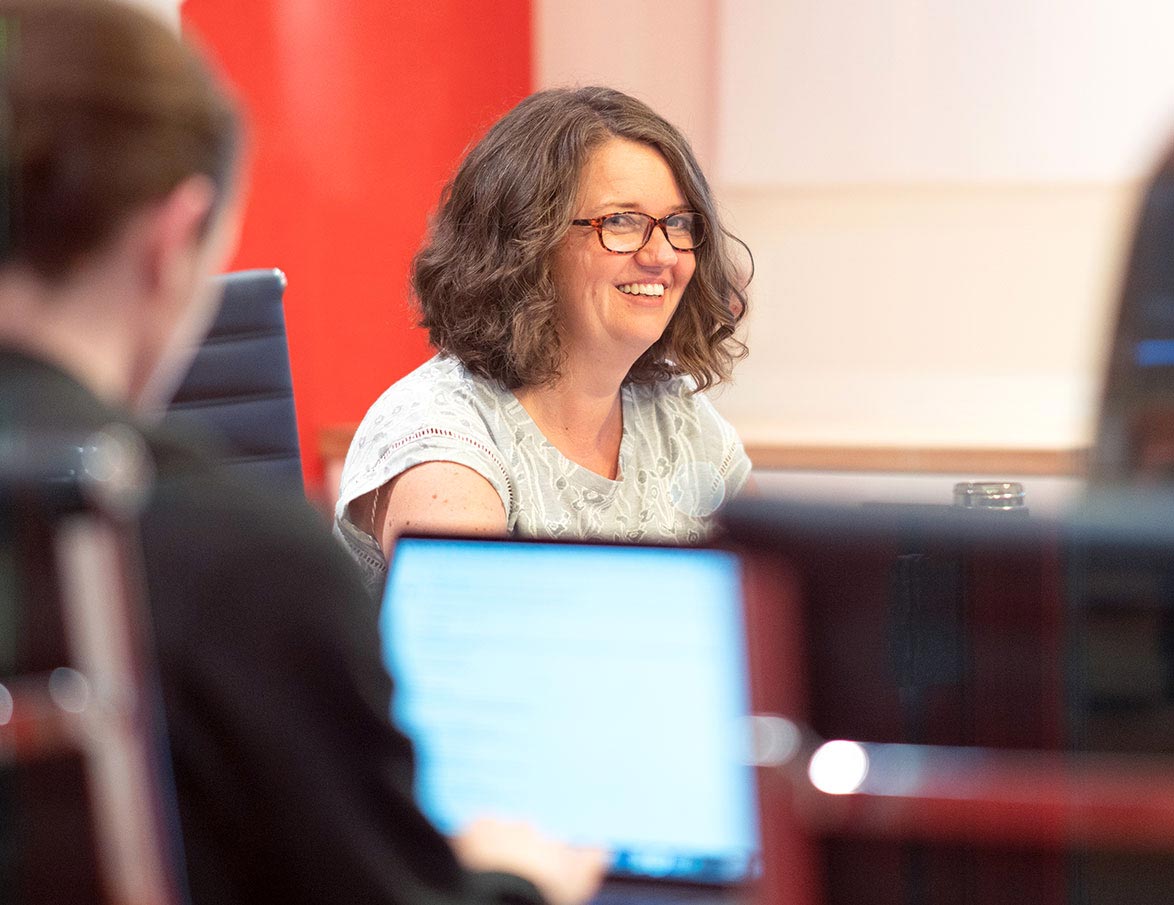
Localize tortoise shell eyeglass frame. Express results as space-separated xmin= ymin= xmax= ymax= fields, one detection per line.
xmin=570 ymin=211 xmax=708 ymax=254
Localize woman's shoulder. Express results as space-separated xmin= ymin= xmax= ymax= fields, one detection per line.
xmin=358 ymin=354 xmax=506 ymax=427
xmin=629 ymin=372 xmax=715 ymax=415
xmin=336 ymin=353 xmax=517 ymax=521
xmin=628 ymin=374 xmax=742 ymax=444
xmin=628 ymin=371 xmax=689 ymax=397
xmin=369 ymin=353 xmax=481 ymax=402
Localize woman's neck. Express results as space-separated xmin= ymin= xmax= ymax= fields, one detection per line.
xmin=513 ymin=361 xmax=627 ymax=480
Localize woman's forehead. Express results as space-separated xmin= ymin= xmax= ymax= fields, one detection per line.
xmin=575 ymin=137 xmax=686 ymax=212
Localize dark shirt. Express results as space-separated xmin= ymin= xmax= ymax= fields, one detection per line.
xmin=0 ymin=347 xmax=544 ymax=905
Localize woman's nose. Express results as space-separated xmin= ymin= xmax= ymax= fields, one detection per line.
xmin=636 ymin=225 xmax=679 ymax=267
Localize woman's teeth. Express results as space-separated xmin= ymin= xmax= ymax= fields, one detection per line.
xmin=617 ymin=283 xmax=665 ymax=297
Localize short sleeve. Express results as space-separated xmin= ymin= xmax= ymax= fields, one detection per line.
xmin=333 ymin=359 xmax=516 ymax=588
xmin=689 ymin=387 xmax=752 ymax=501
xmin=337 ymin=421 xmax=515 ymax=526
xmin=719 ymin=426 xmax=752 ymax=498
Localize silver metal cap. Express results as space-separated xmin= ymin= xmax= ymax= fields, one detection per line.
xmin=952 ymin=481 xmax=1026 ymax=510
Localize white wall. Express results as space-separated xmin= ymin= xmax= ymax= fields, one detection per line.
xmin=535 ymin=0 xmax=1174 ymax=456
xmin=716 ymin=0 xmax=1174 ymax=186
xmin=716 ymin=181 xmax=1136 ymax=450
xmin=534 ymin=0 xmax=719 ymax=169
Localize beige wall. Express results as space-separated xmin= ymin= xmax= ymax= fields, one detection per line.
xmin=535 ymin=0 xmax=1174 ymax=456
xmin=716 ymin=181 xmax=1136 ymax=450
xmin=534 ymin=0 xmax=719 ymax=169
xmin=715 ymin=0 xmax=1174 ymax=186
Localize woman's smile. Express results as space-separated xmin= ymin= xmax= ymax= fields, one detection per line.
xmin=615 ymin=281 xmax=667 ymax=299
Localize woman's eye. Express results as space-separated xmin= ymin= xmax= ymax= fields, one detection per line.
xmin=603 ymin=214 xmax=644 ymax=233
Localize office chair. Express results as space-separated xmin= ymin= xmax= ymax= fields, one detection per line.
xmin=164 ymin=268 xmax=304 ymax=493
xmin=0 ymin=428 xmax=183 ymax=905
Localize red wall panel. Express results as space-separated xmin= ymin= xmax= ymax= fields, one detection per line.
xmin=182 ymin=0 xmax=532 ymax=494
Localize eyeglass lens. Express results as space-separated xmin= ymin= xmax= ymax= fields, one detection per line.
xmin=600 ymin=212 xmax=705 ymax=252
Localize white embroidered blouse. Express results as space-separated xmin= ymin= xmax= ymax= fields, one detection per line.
xmin=334 ymin=354 xmax=751 ymax=592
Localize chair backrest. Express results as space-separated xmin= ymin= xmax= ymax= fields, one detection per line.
xmin=0 ymin=428 xmax=183 ymax=905
xmin=164 ymin=268 xmax=303 ymax=492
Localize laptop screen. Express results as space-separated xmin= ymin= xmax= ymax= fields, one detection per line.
xmin=379 ymin=536 xmax=759 ymax=884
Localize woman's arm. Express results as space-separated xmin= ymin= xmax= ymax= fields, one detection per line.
xmin=369 ymin=460 xmax=507 ymax=558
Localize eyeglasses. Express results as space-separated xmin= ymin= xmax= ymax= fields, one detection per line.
xmin=570 ymin=210 xmax=707 ymax=254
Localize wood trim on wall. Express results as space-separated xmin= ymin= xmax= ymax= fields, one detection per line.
xmin=744 ymin=444 xmax=1089 ymax=476
xmin=320 ymin=423 xmax=1088 ymax=477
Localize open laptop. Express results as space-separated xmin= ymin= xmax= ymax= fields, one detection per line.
xmin=379 ymin=536 xmax=759 ymax=904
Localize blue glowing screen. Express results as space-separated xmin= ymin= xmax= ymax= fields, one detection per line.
xmin=380 ymin=538 xmax=759 ymax=884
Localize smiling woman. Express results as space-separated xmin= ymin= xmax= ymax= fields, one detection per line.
xmin=551 ymin=138 xmax=699 ymax=376
xmin=333 ymin=87 xmax=752 ymax=594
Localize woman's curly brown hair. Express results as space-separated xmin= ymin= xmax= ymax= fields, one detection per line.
xmin=412 ymin=86 xmax=749 ymax=391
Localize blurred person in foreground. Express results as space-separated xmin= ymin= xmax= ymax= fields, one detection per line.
xmin=335 ymin=87 xmax=753 ymax=594
xmin=0 ymin=1 xmax=603 ymax=903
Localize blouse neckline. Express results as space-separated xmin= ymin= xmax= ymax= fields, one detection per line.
xmin=502 ymin=384 xmax=632 ymax=494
